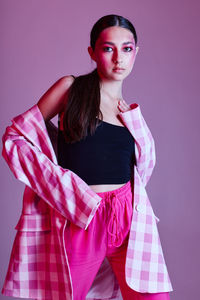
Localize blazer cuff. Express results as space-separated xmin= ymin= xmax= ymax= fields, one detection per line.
xmin=119 ymin=103 xmax=143 ymax=123
xmin=84 ymin=197 xmax=102 ymax=230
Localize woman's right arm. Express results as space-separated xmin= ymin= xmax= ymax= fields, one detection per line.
xmin=37 ymin=75 xmax=74 ymax=121
xmin=2 ymin=101 xmax=102 ymax=229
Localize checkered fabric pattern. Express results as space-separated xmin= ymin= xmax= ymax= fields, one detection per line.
xmin=120 ymin=105 xmax=172 ymax=293
xmin=1 ymin=104 xmax=172 ymax=299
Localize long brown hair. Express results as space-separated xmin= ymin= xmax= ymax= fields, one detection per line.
xmin=63 ymin=15 xmax=137 ymax=143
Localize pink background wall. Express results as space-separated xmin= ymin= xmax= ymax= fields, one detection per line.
xmin=1 ymin=1 xmax=199 ymax=299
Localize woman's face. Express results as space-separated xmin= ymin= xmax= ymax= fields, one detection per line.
xmin=88 ymin=26 xmax=139 ymax=82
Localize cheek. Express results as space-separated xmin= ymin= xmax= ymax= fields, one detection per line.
xmin=126 ymin=53 xmax=136 ymax=67
xmin=96 ymin=55 xmax=111 ymax=69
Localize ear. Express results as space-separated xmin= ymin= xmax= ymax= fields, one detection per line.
xmin=135 ymin=46 xmax=139 ymax=55
xmin=88 ymin=46 xmax=97 ymax=62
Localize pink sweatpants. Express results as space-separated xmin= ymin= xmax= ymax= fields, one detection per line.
xmin=65 ymin=181 xmax=170 ymax=300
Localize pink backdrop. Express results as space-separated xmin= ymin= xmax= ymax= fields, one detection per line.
xmin=1 ymin=1 xmax=199 ymax=299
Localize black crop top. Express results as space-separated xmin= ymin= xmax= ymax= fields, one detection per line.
xmin=57 ymin=121 xmax=135 ymax=185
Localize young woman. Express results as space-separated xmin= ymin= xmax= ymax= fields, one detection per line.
xmin=2 ymin=15 xmax=172 ymax=300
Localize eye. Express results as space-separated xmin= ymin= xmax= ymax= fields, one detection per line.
xmin=103 ymin=46 xmax=113 ymax=52
xmin=123 ymin=47 xmax=133 ymax=52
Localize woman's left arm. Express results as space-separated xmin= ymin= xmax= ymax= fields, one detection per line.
xmin=118 ymin=100 xmax=156 ymax=187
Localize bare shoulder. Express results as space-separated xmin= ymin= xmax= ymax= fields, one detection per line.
xmin=57 ymin=75 xmax=75 ymax=89
xmin=37 ymin=75 xmax=75 ymax=121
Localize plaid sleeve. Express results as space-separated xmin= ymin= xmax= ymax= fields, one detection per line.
xmin=2 ymin=123 xmax=101 ymax=229
xmin=120 ymin=104 xmax=156 ymax=187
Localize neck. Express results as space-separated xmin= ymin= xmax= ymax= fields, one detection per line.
xmin=99 ymin=80 xmax=124 ymax=118
xmin=100 ymin=79 xmax=123 ymax=100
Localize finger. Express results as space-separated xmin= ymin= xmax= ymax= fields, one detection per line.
xmin=118 ymin=101 xmax=127 ymax=112
xmin=118 ymin=100 xmax=130 ymax=112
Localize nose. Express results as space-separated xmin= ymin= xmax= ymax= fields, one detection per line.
xmin=112 ymin=49 xmax=122 ymax=64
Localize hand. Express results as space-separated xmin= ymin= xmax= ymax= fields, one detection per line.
xmin=118 ymin=99 xmax=131 ymax=113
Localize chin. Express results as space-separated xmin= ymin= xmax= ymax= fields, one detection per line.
xmin=99 ymin=70 xmax=129 ymax=82
xmin=111 ymin=72 xmax=129 ymax=81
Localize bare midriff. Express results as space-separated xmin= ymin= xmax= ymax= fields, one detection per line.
xmin=89 ymin=183 xmax=126 ymax=193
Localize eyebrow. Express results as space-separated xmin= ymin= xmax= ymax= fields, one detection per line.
xmin=100 ymin=41 xmax=135 ymax=46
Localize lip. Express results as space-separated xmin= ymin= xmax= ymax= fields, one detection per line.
xmin=112 ymin=67 xmax=125 ymax=73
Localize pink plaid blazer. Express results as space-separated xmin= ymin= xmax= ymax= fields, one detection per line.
xmin=2 ymin=104 xmax=172 ymax=299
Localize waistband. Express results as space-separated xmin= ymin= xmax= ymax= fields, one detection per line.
xmin=97 ymin=181 xmax=132 ymax=247
xmin=96 ymin=181 xmax=131 ymax=198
